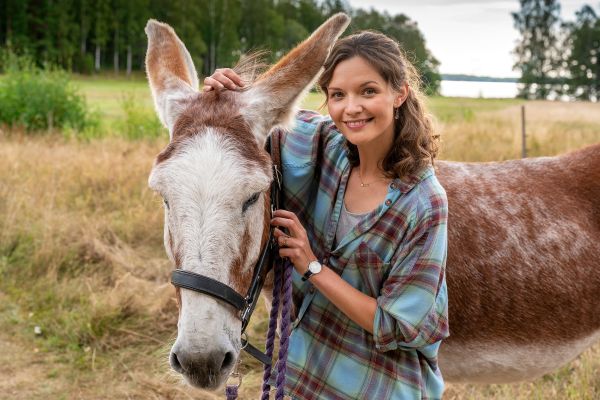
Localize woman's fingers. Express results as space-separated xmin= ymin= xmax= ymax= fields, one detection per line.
xmin=271 ymin=217 xmax=304 ymax=238
xmin=273 ymin=209 xmax=299 ymax=223
xmin=279 ymin=247 xmax=302 ymax=260
xmin=220 ymin=68 xmax=245 ymax=87
xmin=271 ymin=217 xmax=293 ymax=229
xmin=271 ymin=210 xmax=305 ymax=238
xmin=202 ymin=68 xmax=244 ymax=92
xmin=278 ymin=235 xmax=301 ymax=248
xmin=202 ymin=76 xmax=224 ymax=91
xmin=275 ymin=210 xmax=304 ymax=235
xmin=274 ymin=228 xmax=291 ymax=246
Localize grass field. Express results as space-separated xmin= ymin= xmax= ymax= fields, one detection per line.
xmin=1 ymin=76 xmax=599 ymax=399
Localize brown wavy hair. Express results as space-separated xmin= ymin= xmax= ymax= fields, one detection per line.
xmin=318 ymin=31 xmax=439 ymax=180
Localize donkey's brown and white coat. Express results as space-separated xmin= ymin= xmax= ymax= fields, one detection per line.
xmin=438 ymin=147 xmax=600 ymax=382
xmin=145 ymin=15 xmax=600 ymax=391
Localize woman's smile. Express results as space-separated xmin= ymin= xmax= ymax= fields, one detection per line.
xmin=344 ymin=117 xmax=374 ymax=130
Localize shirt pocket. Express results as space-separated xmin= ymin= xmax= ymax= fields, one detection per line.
xmin=352 ymin=241 xmax=390 ymax=298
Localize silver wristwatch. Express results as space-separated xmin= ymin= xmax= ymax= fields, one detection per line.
xmin=301 ymin=260 xmax=322 ymax=281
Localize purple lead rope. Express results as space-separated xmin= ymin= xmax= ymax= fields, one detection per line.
xmin=261 ymin=258 xmax=293 ymax=400
xmin=225 ymin=384 xmax=238 ymax=399
xmin=227 ymin=258 xmax=291 ymax=400
xmin=275 ymin=260 xmax=293 ymax=399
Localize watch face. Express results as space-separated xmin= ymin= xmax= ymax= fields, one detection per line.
xmin=308 ymin=261 xmax=322 ymax=274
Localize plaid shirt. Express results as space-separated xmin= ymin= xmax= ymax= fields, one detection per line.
xmin=271 ymin=110 xmax=449 ymax=400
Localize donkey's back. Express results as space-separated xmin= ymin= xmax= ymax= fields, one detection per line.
xmin=437 ymin=143 xmax=600 ymax=383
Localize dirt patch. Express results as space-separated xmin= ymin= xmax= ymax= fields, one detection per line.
xmin=0 ymin=332 xmax=71 ymax=399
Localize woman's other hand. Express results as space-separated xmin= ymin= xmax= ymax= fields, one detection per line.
xmin=202 ymin=68 xmax=245 ymax=92
xmin=271 ymin=209 xmax=318 ymax=275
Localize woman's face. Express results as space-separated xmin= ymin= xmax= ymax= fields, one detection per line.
xmin=326 ymin=56 xmax=405 ymax=149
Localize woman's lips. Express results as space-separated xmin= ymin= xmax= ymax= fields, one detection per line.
xmin=344 ymin=117 xmax=374 ymax=130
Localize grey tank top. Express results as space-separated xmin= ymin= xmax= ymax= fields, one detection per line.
xmin=334 ymin=202 xmax=369 ymax=247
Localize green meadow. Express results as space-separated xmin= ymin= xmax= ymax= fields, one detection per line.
xmin=1 ymin=76 xmax=599 ymax=399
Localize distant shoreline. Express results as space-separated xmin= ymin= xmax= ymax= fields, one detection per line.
xmin=442 ymin=74 xmax=518 ymax=83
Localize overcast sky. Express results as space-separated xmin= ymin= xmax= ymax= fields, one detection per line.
xmin=346 ymin=0 xmax=596 ymax=78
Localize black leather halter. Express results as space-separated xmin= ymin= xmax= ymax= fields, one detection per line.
xmin=170 ymin=137 xmax=282 ymax=366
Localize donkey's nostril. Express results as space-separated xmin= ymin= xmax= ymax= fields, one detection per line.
xmin=221 ymin=351 xmax=235 ymax=372
xmin=170 ymin=351 xmax=184 ymax=373
xmin=169 ymin=348 xmax=235 ymax=388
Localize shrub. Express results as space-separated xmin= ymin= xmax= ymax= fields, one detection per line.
xmin=0 ymin=53 xmax=98 ymax=132
xmin=118 ymin=93 xmax=165 ymax=140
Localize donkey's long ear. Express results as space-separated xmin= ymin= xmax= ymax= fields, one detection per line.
xmin=145 ymin=20 xmax=199 ymax=136
xmin=241 ymin=13 xmax=350 ymax=145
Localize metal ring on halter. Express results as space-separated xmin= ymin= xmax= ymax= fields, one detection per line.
xmin=226 ymin=371 xmax=242 ymax=388
xmin=241 ymin=332 xmax=249 ymax=350
xmin=226 ymin=358 xmax=243 ymax=388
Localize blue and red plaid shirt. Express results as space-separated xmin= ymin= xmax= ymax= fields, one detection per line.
xmin=272 ymin=110 xmax=449 ymax=400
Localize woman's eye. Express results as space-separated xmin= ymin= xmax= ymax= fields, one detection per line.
xmin=363 ymin=87 xmax=376 ymax=95
xmin=330 ymin=91 xmax=343 ymax=99
xmin=242 ymin=192 xmax=260 ymax=213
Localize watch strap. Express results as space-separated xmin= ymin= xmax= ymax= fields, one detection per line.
xmin=301 ymin=269 xmax=313 ymax=282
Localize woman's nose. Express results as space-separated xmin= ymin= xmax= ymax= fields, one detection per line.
xmin=345 ymin=97 xmax=363 ymax=114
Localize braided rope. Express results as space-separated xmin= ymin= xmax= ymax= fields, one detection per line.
xmin=275 ymin=260 xmax=293 ymax=399
xmin=258 ymin=258 xmax=293 ymax=400
xmin=225 ymin=259 xmax=292 ymax=400
xmin=225 ymin=384 xmax=238 ymax=400
xmin=261 ymin=261 xmax=283 ymax=400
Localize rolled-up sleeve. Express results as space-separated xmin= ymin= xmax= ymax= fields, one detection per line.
xmin=373 ymin=191 xmax=449 ymax=352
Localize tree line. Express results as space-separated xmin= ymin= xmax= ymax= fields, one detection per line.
xmin=513 ymin=0 xmax=600 ymax=101
xmin=0 ymin=0 xmax=441 ymax=93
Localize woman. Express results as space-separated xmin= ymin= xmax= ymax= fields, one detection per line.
xmin=205 ymin=31 xmax=449 ymax=400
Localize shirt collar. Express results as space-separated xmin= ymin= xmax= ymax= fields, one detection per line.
xmin=392 ymin=165 xmax=434 ymax=194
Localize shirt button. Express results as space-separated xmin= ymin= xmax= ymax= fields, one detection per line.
xmin=390 ymin=182 xmax=397 ymax=190
xmin=309 ymin=287 xmax=315 ymax=294
xmin=385 ymin=199 xmax=392 ymax=206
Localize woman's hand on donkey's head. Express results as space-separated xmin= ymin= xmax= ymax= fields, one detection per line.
xmin=202 ymin=68 xmax=245 ymax=92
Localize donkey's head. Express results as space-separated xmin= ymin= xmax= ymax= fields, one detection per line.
xmin=145 ymin=14 xmax=349 ymax=389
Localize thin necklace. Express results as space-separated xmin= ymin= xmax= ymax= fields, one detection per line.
xmin=357 ymin=168 xmax=388 ymax=188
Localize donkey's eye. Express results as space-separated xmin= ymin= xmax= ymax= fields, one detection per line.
xmin=242 ymin=192 xmax=260 ymax=213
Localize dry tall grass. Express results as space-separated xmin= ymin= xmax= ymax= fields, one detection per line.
xmin=433 ymin=99 xmax=600 ymax=161
xmin=1 ymin=96 xmax=599 ymax=399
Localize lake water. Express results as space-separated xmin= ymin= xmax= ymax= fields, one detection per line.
xmin=441 ymin=80 xmax=519 ymax=99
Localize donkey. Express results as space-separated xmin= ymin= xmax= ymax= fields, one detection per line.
xmin=144 ymin=14 xmax=600 ymax=391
